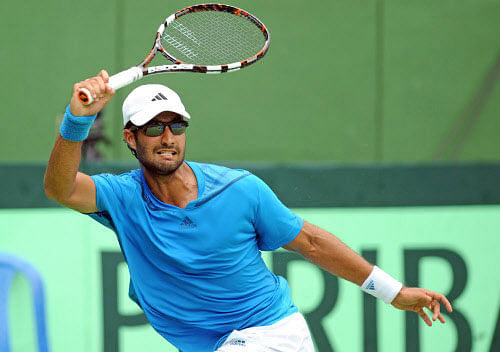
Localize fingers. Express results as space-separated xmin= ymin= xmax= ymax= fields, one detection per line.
xmin=419 ymin=303 xmax=448 ymax=326
xmin=427 ymin=301 xmax=446 ymax=323
xmin=435 ymin=292 xmax=453 ymax=313
xmin=75 ymin=70 xmax=114 ymax=100
xmin=437 ymin=313 xmax=446 ymax=324
xmin=421 ymin=289 xmax=453 ymax=325
xmin=394 ymin=287 xmax=452 ymax=327
xmin=98 ymin=69 xmax=110 ymax=83
xmin=98 ymin=70 xmax=115 ymax=95
xmin=417 ymin=308 xmax=432 ymax=327
xmin=424 ymin=289 xmax=453 ymax=312
xmin=87 ymin=76 xmax=106 ymax=101
xmin=70 ymin=70 xmax=115 ymax=116
xmin=419 ymin=298 xmax=441 ymax=326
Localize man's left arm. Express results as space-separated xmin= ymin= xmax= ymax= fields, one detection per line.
xmin=283 ymin=220 xmax=453 ymax=326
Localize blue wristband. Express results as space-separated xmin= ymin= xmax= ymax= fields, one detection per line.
xmin=60 ymin=105 xmax=98 ymax=141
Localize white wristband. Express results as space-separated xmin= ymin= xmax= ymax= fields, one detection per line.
xmin=361 ymin=266 xmax=403 ymax=304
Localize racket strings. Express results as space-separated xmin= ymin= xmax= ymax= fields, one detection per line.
xmin=161 ymin=11 xmax=266 ymax=65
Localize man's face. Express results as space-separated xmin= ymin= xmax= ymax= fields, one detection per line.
xmin=124 ymin=111 xmax=187 ymax=176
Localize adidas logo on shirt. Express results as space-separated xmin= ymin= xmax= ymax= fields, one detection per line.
xmin=152 ymin=92 xmax=168 ymax=101
xmin=179 ymin=216 xmax=197 ymax=229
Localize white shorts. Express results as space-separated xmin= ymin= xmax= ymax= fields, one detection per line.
xmin=215 ymin=313 xmax=315 ymax=352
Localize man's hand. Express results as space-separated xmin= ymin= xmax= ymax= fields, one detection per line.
xmin=69 ymin=70 xmax=115 ymax=117
xmin=391 ymin=287 xmax=453 ymax=326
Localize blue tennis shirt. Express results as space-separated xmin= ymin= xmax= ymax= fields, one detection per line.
xmin=88 ymin=161 xmax=303 ymax=351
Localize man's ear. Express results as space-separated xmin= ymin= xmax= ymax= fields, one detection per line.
xmin=123 ymin=129 xmax=137 ymax=151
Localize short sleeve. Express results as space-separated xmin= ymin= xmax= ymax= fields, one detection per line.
xmin=87 ymin=171 xmax=141 ymax=231
xmin=85 ymin=173 xmax=125 ymax=231
xmin=252 ymin=176 xmax=303 ymax=251
xmin=91 ymin=173 xmax=121 ymax=212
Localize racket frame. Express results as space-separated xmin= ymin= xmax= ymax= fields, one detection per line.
xmin=79 ymin=3 xmax=270 ymax=105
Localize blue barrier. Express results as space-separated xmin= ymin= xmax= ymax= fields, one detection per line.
xmin=0 ymin=253 xmax=50 ymax=352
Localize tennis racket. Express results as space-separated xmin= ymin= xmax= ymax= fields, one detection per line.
xmin=79 ymin=3 xmax=270 ymax=105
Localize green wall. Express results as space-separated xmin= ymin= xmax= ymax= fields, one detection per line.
xmin=1 ymin=0 xmax=499 ymax=163
xmin=3 ymin=161 xmax=500 ymax=208
xmin=2 ymin=206 xmax=499 ymax=351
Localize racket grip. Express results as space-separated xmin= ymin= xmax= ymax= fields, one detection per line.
xmin=108 ymin=67 xmax=144 ymax=90
xmin=77 ymin=67 xmax=144 ymax=105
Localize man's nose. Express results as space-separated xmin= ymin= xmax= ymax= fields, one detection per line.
xmin=159 ymin=125 xmax=175 ymax=142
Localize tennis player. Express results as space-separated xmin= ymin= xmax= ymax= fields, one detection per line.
xmin=44 ymin=71 xmax=452 ymax=352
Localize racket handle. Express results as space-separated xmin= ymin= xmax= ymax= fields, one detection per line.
xmin=78 ymin=67 xmax=144 ymax=105
xmin=108 ymin=67 xmax=144 ymax=90
xmin=78 ymin=88 xmax=93 ymax=105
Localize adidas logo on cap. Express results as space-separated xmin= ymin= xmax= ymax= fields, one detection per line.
xmin=152 ymin=92 xmax=168 ymax=101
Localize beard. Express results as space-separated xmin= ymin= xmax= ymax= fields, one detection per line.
xmin=135 ymin=141 xmax=185 ymax=176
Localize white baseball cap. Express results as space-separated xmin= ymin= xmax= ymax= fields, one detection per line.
xmin=122 ymin=84 xmax=191 ymax=127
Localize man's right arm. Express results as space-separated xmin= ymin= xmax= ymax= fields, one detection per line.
xmin=44 ymin=136 xmax=98 ymax=213
xmin=44 ymin=70 xmax=115 ymax=213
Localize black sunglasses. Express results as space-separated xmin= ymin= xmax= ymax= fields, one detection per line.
xmin=131 ymin=120 xmax=189 ymax=136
